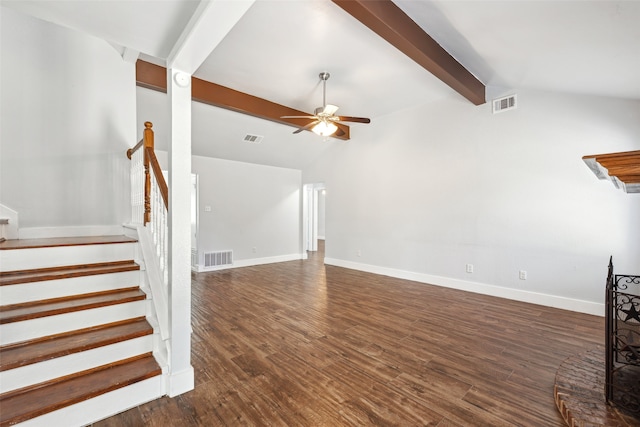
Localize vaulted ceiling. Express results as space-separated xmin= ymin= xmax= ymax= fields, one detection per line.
xmin=4 ymin=0 xmax=640 ymax=169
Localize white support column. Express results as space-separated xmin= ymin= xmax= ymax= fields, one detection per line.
xmin=167 ymin=68 xmax=194 ymax=397
xmin=161 ymin=0 xmax=254 ymax=398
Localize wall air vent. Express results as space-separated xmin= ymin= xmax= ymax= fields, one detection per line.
xmin=492 ymin=94 xmax=517 ymax=114
xmin=242 ymin=134 xmax=263 ymax=144
xmin=204 ymin=250 xmax=233 ymax=268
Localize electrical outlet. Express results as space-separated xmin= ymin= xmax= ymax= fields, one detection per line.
xmin=466 ymin=264 xmax=474 ymax=273
xmin=204 ymin=205 xmax=212 ymax=212
xmin=252 ymin=247 xmax=257 ymax=253
xmin=356 ymin=249 xmax=362 ymax=257
xmin=519 ymin=270 xmax=527 ymax=280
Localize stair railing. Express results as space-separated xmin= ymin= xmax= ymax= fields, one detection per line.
xmin=127 ymin=122 xmax=170 ymax=344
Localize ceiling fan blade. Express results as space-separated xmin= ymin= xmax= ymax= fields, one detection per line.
xmin=323 ymin=104 xmax=339 ymax=116
xmin=293 ymin=120 xmax=320 ymax=134
xmin=281 ymin=115 xmax=317 ymax=119
xmin=336 ymin=116 xmax=371 ymax=124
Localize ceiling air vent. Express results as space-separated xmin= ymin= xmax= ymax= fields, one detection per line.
xmin=242 ymin=134 xmax=263 ymax=144
xmin=492 ymin=94 xmax=517 ymax=114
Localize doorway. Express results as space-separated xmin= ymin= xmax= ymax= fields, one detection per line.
xmin=303 ymin=183 xmax=325 ymax=254
xmin=191 ymin=173 xmax=198 ymax=271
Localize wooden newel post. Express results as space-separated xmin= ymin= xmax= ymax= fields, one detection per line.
xmin=143 ymin=121 xmax=154 ymax=225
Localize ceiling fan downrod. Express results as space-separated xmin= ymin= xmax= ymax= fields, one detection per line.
xmin=319 ymin=72 xmax=330 ymax=108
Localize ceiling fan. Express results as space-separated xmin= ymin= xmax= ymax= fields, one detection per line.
xmin=281 ymin=72 xmax=371 ymax=137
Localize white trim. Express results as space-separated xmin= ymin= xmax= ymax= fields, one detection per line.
xmin=18 ymin=225 xmax=125 ymax=239
xmin=324 ymin=257 xmax=604 ymax=316
xmin=134 ymin=225 xmax=170 ymax=341
xmin=167 ymin=366 xmax=195 ymax=397
xmin=196 ymin=253 xmax=304 ymax=272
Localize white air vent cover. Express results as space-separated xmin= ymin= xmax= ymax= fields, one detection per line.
xmin=492 ymin=94 xmax=517 ymax=114
xmin=204 ymin=250 xmax=233 ymax=268
xmin=242 ymin=134 xmax=263 ymax=144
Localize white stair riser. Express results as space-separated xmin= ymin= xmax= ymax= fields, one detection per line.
xmin=0 ymin=271 xmax=142 ymax=305
xmin=0 ymin=243 xmax=137 ymax=272
xmin=14 ymin=375 xmax=164 ymax=427
xmin=0 ymin=335 xmax=154 ymax=394
xmin=1 ymin=300 xmax=147 ymax=346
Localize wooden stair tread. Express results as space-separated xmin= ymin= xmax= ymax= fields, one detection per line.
xmin=0 ymin=260 xmax=140 ymax=285
xmin=0 ymin=317 xmax=152 ymax=371
xmin=0 ymin=288 xmax=146 ymax=324
xmin=0 ymin=235 xmax=137 ymax=251
xmin=0 ymin=354 xmax=161 ymax=426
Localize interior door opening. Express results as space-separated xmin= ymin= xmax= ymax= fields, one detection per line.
xmin=303 ymin=183 xmax=325 ymax=255
xmin=191 ymin=173 xmax=198 ymax=271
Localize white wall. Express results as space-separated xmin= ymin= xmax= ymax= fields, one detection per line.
xmin=0 ymin=7 xmax=135 ymax=231
xmin=156 ymin=152 xmax=302 ymax=268
xmin=303 ymin=89 xmax=640 ymax=314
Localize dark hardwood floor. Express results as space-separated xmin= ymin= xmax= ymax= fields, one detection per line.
xmin=93 ymin=241 xmax=604 ymax=426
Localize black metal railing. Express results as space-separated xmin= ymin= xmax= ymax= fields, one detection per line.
xmin=605 ymin=257 xmax=640 ymax=415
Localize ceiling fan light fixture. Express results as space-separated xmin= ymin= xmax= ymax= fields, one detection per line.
xmin=312 ymin=121 xmax=337 ymax=136
xmin=280 ymin=71 xmax=370 ymax=137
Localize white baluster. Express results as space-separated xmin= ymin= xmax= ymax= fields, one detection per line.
xmin=129 ymin=148 xmax=145 ymax=225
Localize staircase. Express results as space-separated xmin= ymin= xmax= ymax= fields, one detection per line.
xmin=0 ymin=235 xmax=166 ymax=426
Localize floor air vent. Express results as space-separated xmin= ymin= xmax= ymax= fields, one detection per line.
xmin=492 ymin=94 xmax=517 ymax=114
xmin=204 ymin=250 xmax=233 ymax=268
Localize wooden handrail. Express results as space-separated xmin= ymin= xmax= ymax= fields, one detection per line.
xmin=126 ymin=139 xmax=143 ymax=159
xmin=147 ymin=148 xmax=169 ymax=210
xmin=127 ymin=121 xmax=168 ymax=224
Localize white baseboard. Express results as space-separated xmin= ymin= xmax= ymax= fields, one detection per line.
xmin=324 ymin=257 xmax=604 ymax=316
xmin=18 ymin=225 xmax=125 ymax=239
xmin=167 ymin=366 xmax=195 ymax=397
xmin=196 ymin=253 xmax=304 ymax=272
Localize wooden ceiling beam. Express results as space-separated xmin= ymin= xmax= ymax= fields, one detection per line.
xmin=331 ymin=0 xmax=485 ymax=106
xmin=583 ymin=150 xmax=640 ymax=193
xmin=135 ymin=60 xmax=350 ymax=140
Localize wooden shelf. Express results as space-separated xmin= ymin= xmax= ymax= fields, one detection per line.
xmin=583 ymin=150 xmax=640 ymax=193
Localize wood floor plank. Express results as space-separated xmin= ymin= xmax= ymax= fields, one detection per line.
xmin=92 ymin=243 xmax=615 ymax=426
